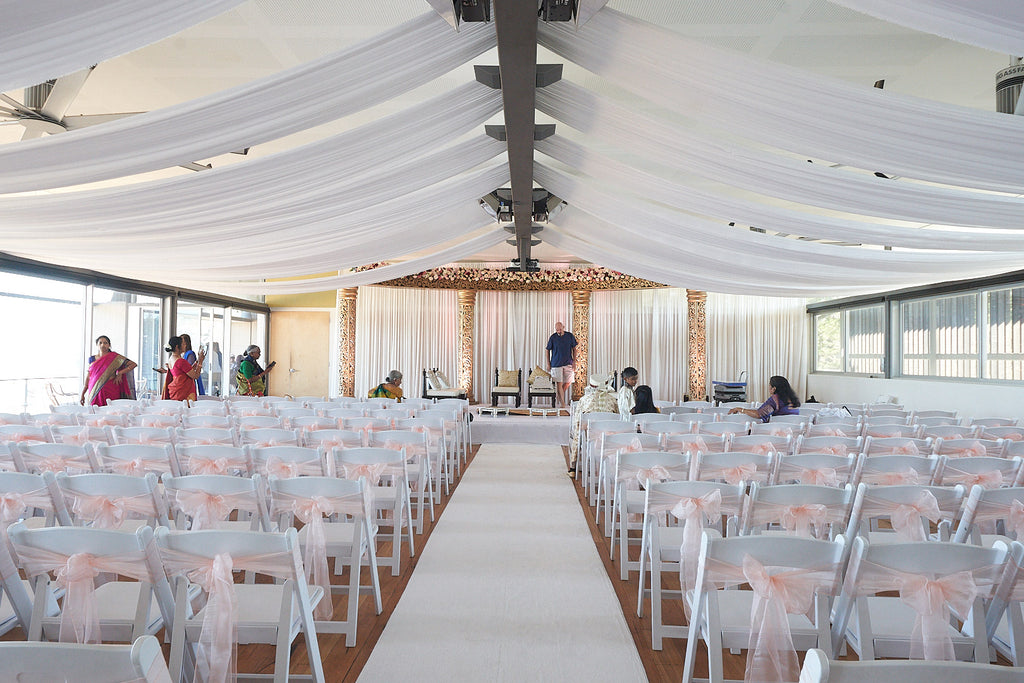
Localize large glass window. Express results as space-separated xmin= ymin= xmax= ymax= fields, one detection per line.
xmin=0 ymin=273 xmax=86 ymax=413
xmin=985 ymin=286 xmax=1024 ymax=380
xmin=92 ymin=287 xmax=162 ymax=399
xmin=228 ymin=310 xmax=267 ymax=396
xmin=177 ymin=301 xmax=225 ymax=396
xmin=813 ymin=311 xmax=841 ymax=372
xmin=901 ymin=294 xmax=978 ymax=378
xmin=812 ymin=305 xmax=883 ymax=374
xmin=175 ymin=303 xmax=267 ymax=396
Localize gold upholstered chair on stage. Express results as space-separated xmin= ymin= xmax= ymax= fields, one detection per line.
xmin=527 ymin=365 xmax=556 ymax=408
xmin=491 ymin=368 xmax=522 ymax=407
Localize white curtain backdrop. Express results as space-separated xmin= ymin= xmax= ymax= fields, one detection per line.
xmin=589 ymin=289 xmax=689 ymax=402
xmin=473 ymin=291 xmax=571 ymax=404
xmin=354 ymin=286 xmax=458 ymax=400
xmin=0 ymin=0 xmax=245 ymax=93
xmin=0 ymin=13 xmax=495 ymax=192
xmin=706 ymin=293 xmax=809 ymax=406
xmin=829 ymin=0 xmax=1024 ymax=56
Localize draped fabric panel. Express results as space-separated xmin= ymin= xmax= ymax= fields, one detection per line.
xmin=829 ymin=0 xmax=1024 ymax=56
xmin=706 ymin=293 xmax=809 ymax=405
xmin=0 ymin=0 xmax=246 ymax=93
xmin=589 ymin=289 xmax=688 ymax=403
xmin=354 ymin=286 xmax=458 ymax=400
xmin=539 ymin=10 xmax=1024 ymax=193
xmin=473 ymin=291 xmax=571 ymax=404
xmin=0 ymin=13 xmax=496 ymax=192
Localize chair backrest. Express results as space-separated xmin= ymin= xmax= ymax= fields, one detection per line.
xmin=731 ymin=434 xmax=792 ymax=455
xmin=693 ymin=450 xmax=775 ymax=485
xmin=0 ymin=635 xmax=174 ymax=683
xmin=51 ymin=404 xmax=93 ymax=417
xmin=660 ymin=432 xmax=717 ymax=456
xmin=852 ymin=483 xmax=965 ymax=541
xmin=867 ymin=408 xmax=910 ymax=419
xmin=743 ymin=483 xmax=856 ymax=539
xmin=911 ymin=409 xmax=959 ymax=420
xmin=288 ymin=416 xmax=340 ymax=433
xmin=970 ymin=417 xmax=1018 ymax=428
xmin=748 ymin=422 xmax=797 ymax=437
xmin=921 ymin=424 xmax=979 ymax=440
xmin=133 ymin=413 xmax=180 ymax=429
xmin=53 ymin=472 xmax=168 ymax=529
xmin=14 ymin=442 xmax=96 ymax=474
xmin=177 ymin=444 xmax=250 ymax=476
xmin=615 ymin=450 xmax=690 ymax=489
xmin=858 ymin=454 xmax=939 ymax=486
xmin=403 ymin=398 xmax=436 ymax=411
xmin=0 ymin=470 xmax=63 ymax=530
xmin=94 ymin=443 xmax=178 ymax=477
xmin=320 ymin=407 xmax=365 ymax=420
xmin=862 ymin=422 xmax=922 ymax=439
xmin=162 ymin=473 xmax=268 ymax=531
xmin=363 ymin=397 xmax=398 ymax=410
xmin=48 ymin=425 xmax=112 ymax=446
xmin=775 ymin=453 xmax=860 ymax=487
xmin=600 ymin=432 xmax=660 ymax=458
xmin=582 ymin=412 xmax=621 ymax=426
xmin=333 ymin=446 xmax=407 ymax=477
xmin=229 ymin=405 xmax=277 ymax=418
xmin=862 ymin=436 xmax=931 ymax=456
xmin=662 ymin=406 xmax=699 ymax=418
xmin=981 ymin=426 xmax=1024 ymax=442
xmin=0 ymin=425 xmax=52 ymax=445
xmin=112 ymin=426 xmax=174 ymax=447
xmin=805 ymin=421 xmax=861 ymax=438
xmin=237 ymin=427 xmax=300 ymax=448
xmin=795 ymin=435 xmax=863 ymax=456
xmin=953 ymin=485 xmax=1024 ymax=544
xmin=631 ymin=413 xmax=673 ymax=428
xmin=683 ymin=413 xmax=719 ymax=427
xmin=698 ymin=422 xmax=747 ymax=438
xmin=342 ymin=417 xmax=391 ymax=436
xmin=933 ymin=437 xmax=1002 ymax=458
xmin=181 ymin=414 xmax=233 ymax=430
xmin=642 ymin=421 xmax=692 ymax=437
xmin=175 ymin=427 xmax=237 ymax=447
xmin=28 ymin=412 xmax=75 ymax=427
xmin=936 ymin=455 xmax=1022 ymax=489
xmin=303 ymin=428 xmax=365 ymax=450
xmin=185 ymin=403 xmax=229 ymax=417
xmin=248 ymin=445 xmax=326 ymax=478
xmin=235 ymin=415 xmax=284 ymax=430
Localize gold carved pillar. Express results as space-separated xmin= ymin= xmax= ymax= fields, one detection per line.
xmin=571 ymin=290 xmax=590 ymax=401
xmin=456 ymin=290 xmax=476 ymax=399
xmin=687 ymin=289 xmax=707 ymax=401
xmin=336 ymin=287 xmax=358 ymax=397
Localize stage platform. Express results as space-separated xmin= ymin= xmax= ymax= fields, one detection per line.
xmin=471 ymin=407 xmax=569 ymax=445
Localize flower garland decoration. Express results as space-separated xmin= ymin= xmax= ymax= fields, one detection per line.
xmin=375 ymin=265 xmax=665 ymax=291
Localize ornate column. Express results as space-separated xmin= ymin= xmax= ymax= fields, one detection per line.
xmin=687 ymin=289 xmax=707 ymax=401
xmin=456 ymin=290 xmax=476 ymax=399
xmin=571 ymin=290 xmax=590 ymax=401
xmin=336 ymin=287 xmax=358 ymax=397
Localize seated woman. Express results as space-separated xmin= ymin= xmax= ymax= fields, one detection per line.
xmin=235 ymin=345 xmax=275 ymax=397
xmin=630 ymin=385 xmax=660 ymax=415
xmin=729 ymin=375 xmax=800 ymax=423
xmin=368 ymin=370 xmax=403 ymax=402
xmin=80 ymin=335 xmax=137 ymax=406
xmin=161 ymin=335 xmax=205 ymax=402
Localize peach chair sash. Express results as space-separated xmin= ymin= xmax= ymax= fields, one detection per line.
xmin=108 ymin=457 xmax=171 ymax=477
xmin=744 ymin=442 xmax=779 ymax=456
xmin=704 ymin=554 xmax=841 ymax=683
xmin=20 ymin=451 xmax=92 ymax=474
xmin=616 ymin=463 xmax=686 ymax=489
xmin=382 ymin=438 xmax=427 ymax=463
xmin=121 ymin=433 xmax=170 ymax=446
xmin=68 ymin=491 xmax=158 ymax=530
xmin=970 ymin=497 xmax=1024 ymax=542
xmin=747 ymin=502 xmax=847 ymax=539
xmin=187 ymin=454 xmax=247 ymax=476
xmin=859 ymin=466 xmax=922 ymax=486
xmin=941 ymin=464 xmax=1005 ymax=489
xmin=85 ymin=416 xmax=124 ymax=428
xmin=847 ymin=559 xmax=1002 ymax=661
xmin=776 ymin=462 xmax=847 ymax=487
xmin=647 ymin=488 xmax=728 ymax=594
xmin=339 ymin=463 xmax=390 ymax=485
xmin=815 ymin=427 xmax=849 ymax=438
xmin=15 ymin=543 xmax=152 ymax=644
xmin=260 ymin=456 xmax=322 ymax=479
xmin=860 ymin=489 xmax=941 ymax=541
xmin=662 ymin=435 xmax=709 ymax=455
xmin=943 ymin=441 xmax=987 ymax=458
xmin=700 ymin=462 xmax=761 ymax=485
xmin=173 ymin=490 xmax=260 ymax=532
xmin=0 ymin=487 xmax=52 ymax=550
xmin=269 ymin=489 xmax=371 ymax=620
xmin=1 ymin=431 xmax=47 ymax=445
xmin=817 ymin=444 xmax=849 ymax=456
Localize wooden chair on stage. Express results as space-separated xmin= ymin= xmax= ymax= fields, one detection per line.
xmin=526 ymin=366 xmax=556 ymax=408
xmin=490 ymin=368 xmax=522 ymax=408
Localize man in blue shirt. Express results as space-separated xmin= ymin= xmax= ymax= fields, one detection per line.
xmin=545 ymin=321 xmax=578 ymax=409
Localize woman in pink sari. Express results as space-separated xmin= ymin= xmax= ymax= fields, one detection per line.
xmin=160 ymin=335 xmax=205 ymax=402
xmin=80 ymin=335 xmax=137 ymax=406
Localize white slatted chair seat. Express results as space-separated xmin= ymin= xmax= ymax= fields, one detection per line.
xmin=859 ymin=454 xmax=939 ymax=486
xmin=304 ymin=428 xmax=364 ymax=453
xmin=181 ymin=414 xmax=233 ymax=429
xmin=731 ymin=434 xmax=792 ymax=456
xmin=681 ymin=535 xmax=845 ymax=683
xmin=0 ymin=425 xmax=52 ymax=446
xmin=796 ymin=435 xmax=863 ymax=456
xmin=334 ymin=447 xmax=414 ymax=575
xmin=937 ymin=456 xmax=1023 ymax=490
xmin=237 ymin=427 xmax=300 ymax=449
xmin=248 ymin=446 xmax=326 ymax=479
xmin=832 ymin=538 xmax=1006 ymax=663
xmin=597 ymin=433 xmax=660 ymax=533
xmin=0 ymin=635 xmax=174 ymax=683
xmin=863 ymin=423 xmax=922 ymax=439
xmin=613 ymin=450 xmax=690 ymax=581
xmin=162 ymin=474 xmax=269 ymax=532
xmin=14 ymin=443 xmax=95 ymax=475
xmin=854 ymin=483 xmax=965 ymax=543
xmin=368 ymin=431 xmax=435 ymax=533
xmin=178 ymin=444 xmax=249 ymax=477
xmin=53 ymin=472 xmax=168 ymax=531
xmin=639 ymin=481 xmax=745 ymax=649
xmin=934 ymin=438 xmax=1004 ymax=458
xmin=9 ymin=524 xmax=175 ymax=645
xmin=94 ymin=444 xmax=178 ymax=478
xmin=742 ymin=483 xmax=855 ymax=540
xmin=863 ymin=436 xmax=931 ymax=456
xmin=268 ymin=476 xmax=382 ymax=643
xmin=693 ymin=450 xmax=775 ymax=485
xmin=154 ymin=527 xmax=326 ymax=683
xmin=953 ymin=485 xmax=1024 ymax=547
xmin=175 ymin=427 xmax=237 ymax=448
xmin=775 ymin=453 xmax=859 ymax=487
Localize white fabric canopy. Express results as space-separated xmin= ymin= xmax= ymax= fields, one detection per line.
xmin=539 ymin=10 xmax=1024 ymax=193
xmin=829 ymin=0 xmax=1024 ymax=56
xmin=0 ymin=13 xmax=495 ymax=193
xmin=0 ymin=0 xmax=246 ymax=93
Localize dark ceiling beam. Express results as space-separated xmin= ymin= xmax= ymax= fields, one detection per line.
xmin=493 ymin=0 xmax=539 ymax=270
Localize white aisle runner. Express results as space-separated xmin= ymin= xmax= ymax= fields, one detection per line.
xmin=357 ymin=444 xmax=648 ymax=682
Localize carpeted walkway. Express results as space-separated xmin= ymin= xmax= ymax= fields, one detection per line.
xmin=357 ymin=443 xmax=648 ymax=682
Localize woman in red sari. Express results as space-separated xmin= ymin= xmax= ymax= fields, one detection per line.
xmin=80 ymin=335 xmax=137 ymax=406
xmin=160 ymin=335 xmax=205 ymax=402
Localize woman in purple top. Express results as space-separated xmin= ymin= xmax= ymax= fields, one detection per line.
xmin=728 ymin=375 xmax=800 ymax=423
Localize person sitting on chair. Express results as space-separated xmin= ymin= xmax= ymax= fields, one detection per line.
xmin=567 ymin=373 xmax=617 ymax=476
xmin=369 ymin=370 xmax=404 ymax=402
xmin=617 ymin=366 xmax=638 ymax=419
xmin=630 ymin=385 xmax=660 ymax=415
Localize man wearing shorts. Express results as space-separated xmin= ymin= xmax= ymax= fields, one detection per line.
xmin=545 ymin=321 xmax=577 ymax=409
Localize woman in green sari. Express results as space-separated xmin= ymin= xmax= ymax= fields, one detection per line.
xmin=235 ymin=345 xmax=275 ymax=396
xmin=368 ymin=370 xmax=403 ymax=402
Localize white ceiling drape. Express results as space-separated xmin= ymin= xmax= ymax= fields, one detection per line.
xmin=0 ymin=13 xmax=496 ymax=193
xmin=539 ymin=10 xmax=1024 ymax=193
xmin=0 ymin=0 xmax=246 ymax=93
xmin=827 ymin=0 xmax=1024 ymax=56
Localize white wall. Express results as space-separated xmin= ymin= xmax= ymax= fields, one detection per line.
xmin=806 ymin=373 xmax=1024 ymax=421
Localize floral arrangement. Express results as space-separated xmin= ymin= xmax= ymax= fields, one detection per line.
xmin=378 ymin=265 xmax=665 ymax=291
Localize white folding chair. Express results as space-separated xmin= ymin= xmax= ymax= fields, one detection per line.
xmin=971 ymin=418 xmax=1019 ymax=429
xmin=418 ymin=406 xmax=464 ymax=483
xmin=863 ymin=423 xmax=923 ymax=439
xmin=0 ymin=470 xmax=65 ymax=538
xmin=367 ymin=431 xmax=435 ymax=531
xmin=742 ymin=483 xmax=856 ymax=542
xmin=697 ymin=422 xmax=745 ymax=448
xmin=51 ymin=472 xmax=169 ymax=531
xmin=805 ymin=421 xmax=862 ymax=438
xmin=229 ymin=405 xmax=276 ymax=419
xmin=49 ymin=425 xmax=113 ymax=447
xmin=177 ymin=444 xmax=250 ymax=476
xmin=731 ymin=434 xmax=792 ymax=456
xmin=584 ymin=419 xmax=634 ymax=502
xmin=775 ymin=453 xmax=860 ymax=488
xmin=0 ymin=425 xmax=53 ymax=447
xmin=934 ymin=437 xmax=1005 ymax=458
xmin=858 ymin=454 xmax=940 ymax=486
xmin=632 ymin=413 xmax=673 ymax=431
xmin=748 ymin=422 xmax=798 ymax=437
xmin=304 ymin=428 xmax=364 ymax=452
xmin=235 ymin=415 xmax=284 ymax=430
xmin=952 ymin=486 xmax=1024 ymax=547
xmin=692 ymin=450 xmax=775 ymax=485
xmin=184 ymin=403 xmax=229 ymax=418
xmin=832 ymin=537 xmax=1005 ymax=663
xmin=162 ymin=473 xmax=270 ymax=532
xmin=795 ymin=435 xmax=863 ymax=456
xmin=681 ymin=534 xmax=845 ymax=683
xmin=9 ymin=523 xmax=175 ymax=645
xmin=82 ymin=414 xmax=129 ymax=429
xmin=393 ymin=417 xmax=447 ymax=501
xmin=638 ymin=481 xmax=744 ymax=649
xmin=14 ymin=442 xmax=96 ymax=475
xmin=289 ymin=416 xmax=339 ymax=434
xmin=180 ymin=414 xmax=234 ymax=430
xmin=0 ymin=635 xmax=174 ymax=683
xmin=175 ymin=426 xmax=237 ymax=448
xmin=862 ymin=436 xmax=931 ymax=456
xmin=922 ymin=424 xmax=982 ymax=440
xmin=28 ymin=412 xmax=76 ymax=428
xmin=334 ymin=446 xmax=415 ymax=575
xmin=237 ymin=427 xmax=301 ymax=448
xmin=275 ymin=408 xmax=316 ymax=423
xmin=982 ymin=426 xmax=1024 ymax=442
xmin=133 ymin=413 xmax=180 ymax=429
xmin=937 ymin=455 xmax=1023 ymax=489
xmin=94 ymin=443 xmax=179 ymax=478
xmin=852 ymin=483 xmax=965 ymax=543
xmin=597 ymin=433 xmax=661 ymax=533
xmin=154 ymin=527 xmax=325 ymax=683
xmin=248 ymin=445 xmax=327 ymax=479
